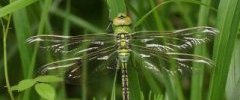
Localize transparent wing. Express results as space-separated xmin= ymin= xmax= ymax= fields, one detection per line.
xmin=130 ymin=44 xmax=214 ymax=75
xmin=37 ymin=45 xmax=118 ymax=84
xmin=27 ymin=34 xmax=115 ymax=55
xmin=130 ymin=26 xmax=218 ymax=52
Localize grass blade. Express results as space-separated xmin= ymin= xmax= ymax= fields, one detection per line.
xmin=19 ymin=1 xmax=52 ymax=100
xmin=12 ymin=4 xmax=32 ymax=78
xmin=128 ymin=60 xmax=141 ymax=100
xmin=191 ymin=0 xmax=213 ymax=100
xmin=0 ymin=0 xmax=38 ymax=18
xmin=148 ymin=0 xmax=164 ymax=30
xmin=51 ymin=9 xmax=103 ymax=33
xmin=226 ymin=38 xmax=240 ymax=100
xmin=209 ymin=0 xmax=240 ymax=100
xmin=106 ymin=0 xmax=126 ymax=19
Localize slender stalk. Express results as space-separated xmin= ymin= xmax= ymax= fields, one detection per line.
xmin=63 ymin=0 xmax=71 ymax=36
xmin=148 ymin=0 xmax=164 ymax=30
xmin=2 ymin=0 xmax=14 ymax=99
xmin=191 ymin=0 xmax=211 ymax=100
xmin=82 ymin=53 xmax=88 ymax=100
xmin=110 ymin=65 xmax=118 ymax=100
xmin=55 ymin=0 xmax=71 ymax=100
xmin=2 ymin=15 xmax=15 ymax=100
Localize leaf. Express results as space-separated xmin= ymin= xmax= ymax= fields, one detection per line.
xmin=10 ymin=85 xmax=19 ymax=91
xmin=0 ymin=0 xmax=38 ymax=18
xmin=35 ymin=83 xmax=55 ymax=100
xmin=34 ymin=75 xmax=63 ymax=83
xmin=16 ymin=79 xmax=36 ymax=91
xmin=209 ymin=0 xmax=240 ymax=99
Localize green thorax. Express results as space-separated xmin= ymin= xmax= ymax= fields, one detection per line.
xmin=114 ymin=26 xmax=132 ymax=34
xmin=112 ymin=13 xmax=132 ymax=62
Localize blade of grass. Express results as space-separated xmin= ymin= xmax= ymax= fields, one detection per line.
xmin=106 ymin=0 xmax=126 ymax=20
xmin=134 ymin=0 xmax=173 ymax=28
xmin=134 ymin=0 xmax=217 ymax=28
xmin=63 ymin=0 xmax=71 ymax=36
xmin=148 ymin=0 xmax=164 ymax=30
xmin=7 ymin=0 xmax=40 ymax=99
xmin=12 ymin=2 xmax=32 ymax=79
xmin=110 ymin=68 xmax=118 ymax=100
xmin=55 ymin=1 xmax=71 ymax=100
xmin=82 ymin=53 xmax=87 ymax=100
xmin=226 ymin=37 xmax=240 ymax=100
xmin=128 ymin=60 xmax=141 ymax=100
xmin=209 ymin=0 xmax=240 ymax=100
xmin=191 ymin=0 xmax=213 ymax=100
xmin=174 ymin=0 xmax=194 ymax=27
xmin=51 ymin=9 xmax=103 ymax=33
xmin=0 ymin=0 xmax=38 ymax=18
xmin=21 ymin=0 xmax=52 ymax=100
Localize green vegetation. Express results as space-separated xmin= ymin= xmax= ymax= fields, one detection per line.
xmin=0 ymin=0 xmax=239 ymax=100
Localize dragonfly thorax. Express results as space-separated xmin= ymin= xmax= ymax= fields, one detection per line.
xmin=112 ymin=13 xmax=132 ymax=63
xmin=116 ymin=33 xmax=130 ymax=48
xmin=116 ymin=33 xmax=131 ymax=63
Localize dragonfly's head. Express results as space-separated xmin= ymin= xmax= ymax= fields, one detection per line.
xmin=113 ymin=13 xmax=132 ymax=26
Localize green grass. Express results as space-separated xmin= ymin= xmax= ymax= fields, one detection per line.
xmin=191 ymin=0 xmax=212 ymax=100
xmin=0 ymin=0 xmax=240 ymax=100
xmin=209 ymin=0 xmax=240 ymax=100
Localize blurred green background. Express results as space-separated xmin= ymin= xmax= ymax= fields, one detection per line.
xmin=0 ymin=0 xmax=240 ymax=100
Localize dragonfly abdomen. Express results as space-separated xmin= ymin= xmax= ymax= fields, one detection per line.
xmin=121 ymin=62 xmax=129 ymax=100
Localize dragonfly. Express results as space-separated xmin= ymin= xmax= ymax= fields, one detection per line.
xmin=27 ymin=13 xmax=218 ymax=100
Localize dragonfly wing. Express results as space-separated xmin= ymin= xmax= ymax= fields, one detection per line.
xmin=27 ymin=34 xmax=115 ymax=55
xmin=130 ymin=44 xmax=214 ymax=75
xmin=37 ymin=45 xmax=118 ymax=84
xmin=65 ymin=51 xmax=119 ymax=84
xmin=131 ymin=26 xmax=218 ymax=52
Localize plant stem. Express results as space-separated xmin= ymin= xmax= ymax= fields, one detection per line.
xmin=2 ymin=15 xmax=15 ymax=100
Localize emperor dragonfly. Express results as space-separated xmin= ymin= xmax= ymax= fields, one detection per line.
xmin=27 ymin=13 xmax=218 ymax=100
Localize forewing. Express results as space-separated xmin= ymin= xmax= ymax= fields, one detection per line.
xmin=27 ymin=34 xmax=115 ymax=55
xmin=130 ymin=44 xmax=214 ymax=75
xmin=131 ymin=26 xmax=218 ymax=52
